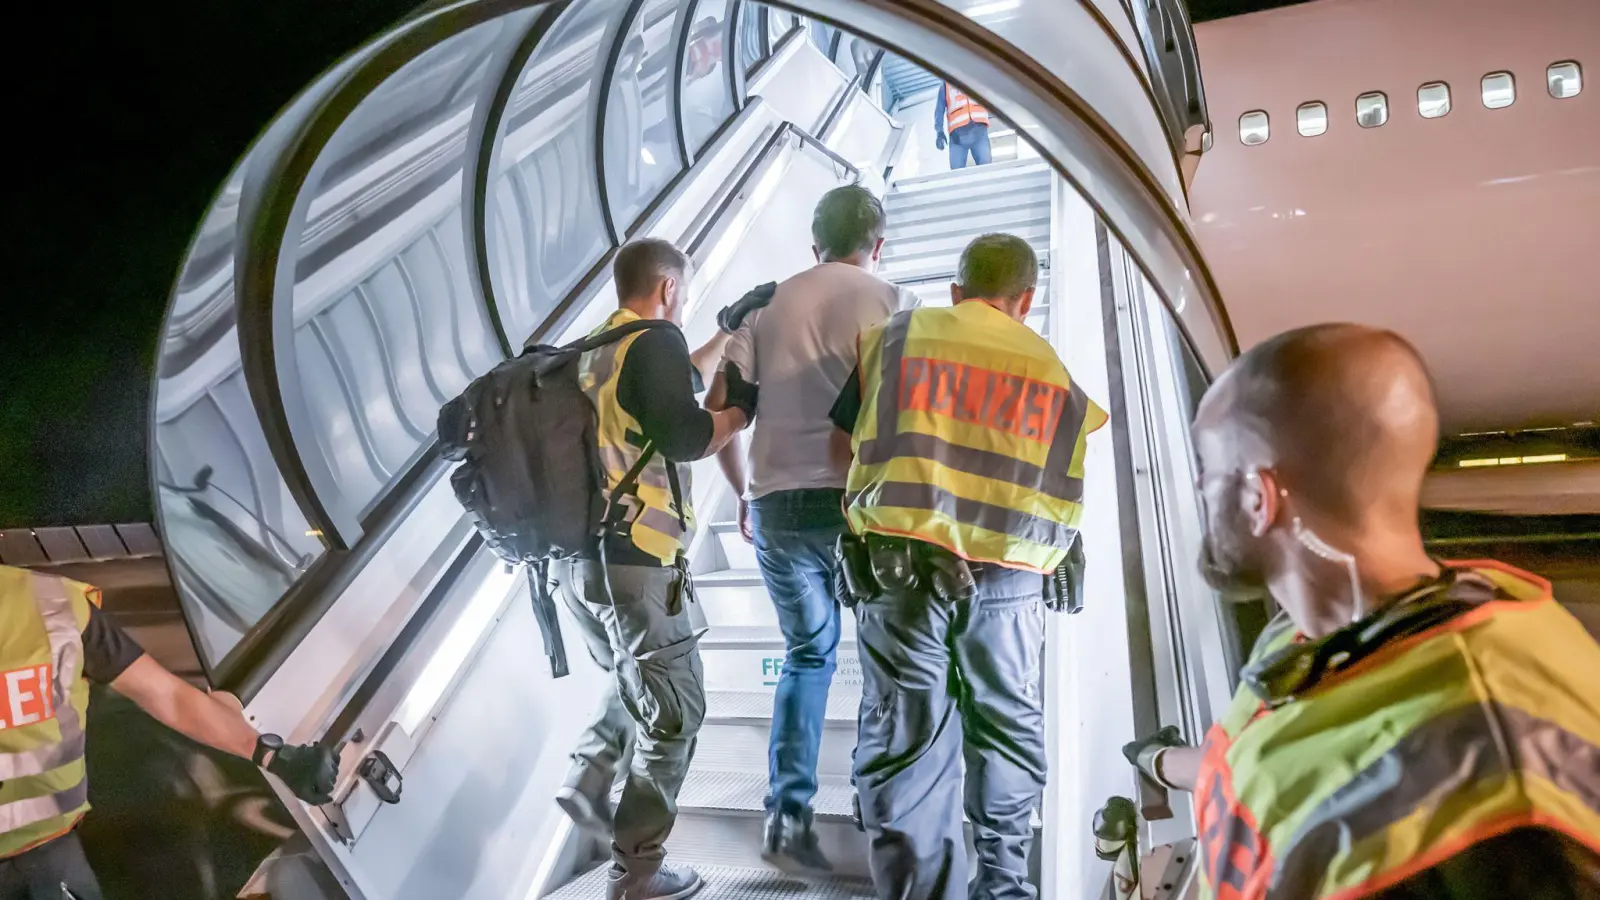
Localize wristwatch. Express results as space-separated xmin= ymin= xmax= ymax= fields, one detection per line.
xmin=252 ymin=732 xmax=284 ymax=767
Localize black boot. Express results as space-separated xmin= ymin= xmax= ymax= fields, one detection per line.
xmin=761 ymin=809 xmax=834 ymax=876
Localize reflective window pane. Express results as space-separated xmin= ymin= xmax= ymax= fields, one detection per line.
xmin=1239 ymin=110 xmax=1269 ymax=146
xmin=682 ymin=0 xmax=736 ymax=157
xmin=154 ymin=163 xmax=328 ymax=672
xmin=1548 ymin=61 xmax=1583 ymax=99
xmin=1418 ymin=81 xmax=1451 ymax=118
xmin=1356 ymin=91 xmax=1388 ymax=128
xmin=604 ymin=0 xmax=687 ymax=230
xmin=287 ymin=19 xmax=518 ymax=525
xmin=738 ymin=4 xmax=765 ymax=75
xmin=488 ymin=2 xmax=617 ymax=344
xmin=767 ymin=8 xmax=797 ymax=47
xmin=809 ymin=19 xmax=839 ymax=58
xmin=1296 ymin=101 xmax=1328 ymax=137
xmin=1481 ymin=71 xmax=1515 ymax=109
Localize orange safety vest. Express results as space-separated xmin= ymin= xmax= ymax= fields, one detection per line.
xmin=945 ymin=86 xmax=991 ymax=133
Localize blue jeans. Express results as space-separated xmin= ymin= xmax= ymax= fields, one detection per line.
xmin=749 ymin=488 xmax=848 ymax=816
xmin=949 ymin=123 xmax=993 ymax=169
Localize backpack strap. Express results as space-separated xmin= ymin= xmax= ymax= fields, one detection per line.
xmin=604 ymin=441 xmax=688 ymax=534
xmin=568 ymin=318 xmax=673 ymax=354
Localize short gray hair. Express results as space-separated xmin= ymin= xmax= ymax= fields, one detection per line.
xmin=957 ymin=233 xmax=1038 ymax=301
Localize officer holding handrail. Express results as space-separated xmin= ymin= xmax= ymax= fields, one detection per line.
xmin=829 ymin=233 xmax=1107 ymax=900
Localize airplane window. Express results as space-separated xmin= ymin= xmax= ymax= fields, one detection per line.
xmin=1548 ymin=61 xmax=1583 ymax=99
xmin=1418 ymin=82 xmax=1451 ymax=118
xmin=1481 ymin=71 xmax=1516 ymax=109
xmin=1296 ymin=101 xmax=1328 ymax=136
xmin=1239 ymin=110 xmax=1269 ymax=145
xmin=1356 ymin=91 xmax=1388 ymax=128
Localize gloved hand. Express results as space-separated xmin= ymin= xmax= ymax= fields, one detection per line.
xmin=1121 ymin=725 xmax=1184 ymax=783
xmin=1092 ymin=795 xmax=1138 ymax=861
xmin=935 ymin=132 xmax=948 ymax=151
xmin=717 ymin=282 xmax=777 ymax=334
xmin=723 ymin=372 xmax=759 ymax=422
xmin=268 ymin=741 xmax=340 ymax=805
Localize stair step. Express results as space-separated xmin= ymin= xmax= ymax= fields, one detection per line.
xmin=882 ymin=200 xmax=1051 ymax=245
xmin=697 ymin=690 xmax=862 ymax=778
xmin=544 ymin=863 xmax=875 ymax=899
xmin=709 ymin=521 xmax=759 ymax=570
xmin=705 ymin=689 xmax=860 ymax=725
xmin=700 ymin=627 xmax=864 ymax=695
xmin=888 ymin=157 xmax=1049 ymax=192
xmin=884 ymin=172 xmax=1052 ymax=219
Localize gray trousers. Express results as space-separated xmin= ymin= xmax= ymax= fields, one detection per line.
xmin=855 ymin=565 xmax=1046 ymax=900
xmin=549 ymin=558 xmax=707 ymax=875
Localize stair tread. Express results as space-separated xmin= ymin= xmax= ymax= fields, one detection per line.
xmin=678 ymin=767 xmax=1042 ymax=828
xmin=888 ymin=158 xmax=1050 ymax=191
xmin=706 ymin=689 xmax=860 ymax=724
xmin=702 ymin=625 xmax=857 ymax=647
xmin=680 ymin=768 xmax=857 ymax=819
xmin=544 ymin=863 xmax=875 ymax=899
xmin=697 ymin=568 xmax=766 ymax=586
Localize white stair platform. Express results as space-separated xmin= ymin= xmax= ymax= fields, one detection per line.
xmin=544 ymin=863 xmax=875 ymax=899
xmin=699 ymin=626 xmax=863 ymax=695
xmin=705 ymin=689 xmax=861 ymax=725
xmin=710 ymin=522 xmax=759 ymax=571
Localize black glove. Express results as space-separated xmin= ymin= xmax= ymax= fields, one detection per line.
xmin=717 ymin=282 xmax=777 ymax=334
xmin=1092 ymin=796 xmax=1138 ymax=861
xmin=936 ymin=133 xmax=948 ymax=151
xmin=1121 ymin=725 xmax=1184 ymax=783
xmin=723 ymin=370 xmax=759 ymax=421
xmin=268 ymin=741 xmax=340 ymax=805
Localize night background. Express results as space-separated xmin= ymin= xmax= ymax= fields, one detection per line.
xmin=0 ymin=0 xmax=1289 ymax=529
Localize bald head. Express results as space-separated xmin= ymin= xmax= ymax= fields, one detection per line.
xmin=1197 ymin=323 xmax=1438 ymax=526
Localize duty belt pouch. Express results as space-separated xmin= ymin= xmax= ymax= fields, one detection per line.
xmin=835 ymin=534 xmax=875 ymax=607
xmin=1045 ymin=531 xmax=1087 ymax=614
xmin=868 ymin=538 xmax=919 ymax=594
xmin=916 ymin=542 xmax=975 ymax=604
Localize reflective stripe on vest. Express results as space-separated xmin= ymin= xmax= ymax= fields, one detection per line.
xmin=1194 ymin=562 xmax=1600 ymax=899
xmin=580 ymin=309 xmax=695 ymax=564
xmin=845 ymin=304 xmax=1107 ymax=572
xmin=945 ymin=85 xmax=991 ymax=133
xmin=0 ymin=569 xmax=94 ymax=857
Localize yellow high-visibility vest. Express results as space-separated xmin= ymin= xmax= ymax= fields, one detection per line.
xmin=1195 ymin=561 xmax=1600 ymax=899
xmin=945 ymin=85 xmax=991 ymax=132
xmin=580 ymin=309 xmax=695 ymax=565
xmin=846 ymin=302 xmax=1107 ymax=573
xmin=0 ymin=565 xmax=95 ymax=858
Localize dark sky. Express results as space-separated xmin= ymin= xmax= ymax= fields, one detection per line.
xmin=0 ymin=0 xmax=1289 ymax=529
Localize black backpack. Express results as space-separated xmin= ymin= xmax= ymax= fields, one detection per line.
xmin=437 ymin=319 xmax=674 ymax=676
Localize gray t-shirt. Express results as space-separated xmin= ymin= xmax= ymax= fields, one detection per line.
xmin=723 ymin=262 xmax=918 ymax=499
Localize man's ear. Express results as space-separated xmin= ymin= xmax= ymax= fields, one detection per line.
xmin=813 ymin=245 xmax=823 ymax=263
xmin=1016 ymin=287 xmax=1036 ymax=321
xmin=1247 ymin=469 xmax=1285 ymax=538
xmin=871 ymin=238 xmax=886 ymax=262
xmin=950 ymin=283 xmax=965 ymax=305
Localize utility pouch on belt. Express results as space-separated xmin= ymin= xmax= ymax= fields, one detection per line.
xmin=917 ymin=542 xmax=976 ymax=604
xmin=835 ymin=535 xmax=875 ymax=607
xmin=1045 ymin=531 xmax=1087 ymax=614
xmin=868 ymin=538 xmax=919 ymax=594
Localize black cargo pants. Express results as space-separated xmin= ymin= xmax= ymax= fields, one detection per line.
xmin=854 ymin=563 xmax=1046 ymax=900
xmin=549 ymin=558 xmax=707 ymax=879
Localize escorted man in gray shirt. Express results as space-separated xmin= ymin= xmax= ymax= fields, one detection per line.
xmin=704 ymin=185 xmax=916 ymax=874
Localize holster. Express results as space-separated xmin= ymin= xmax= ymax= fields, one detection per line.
xmin=835 ymin=533 xmax=976 ymax=606
xmin=1044 ymin=531 xmax=1087 ymax=614
xmin=835 ymin=534 xmax=875 ymax=607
